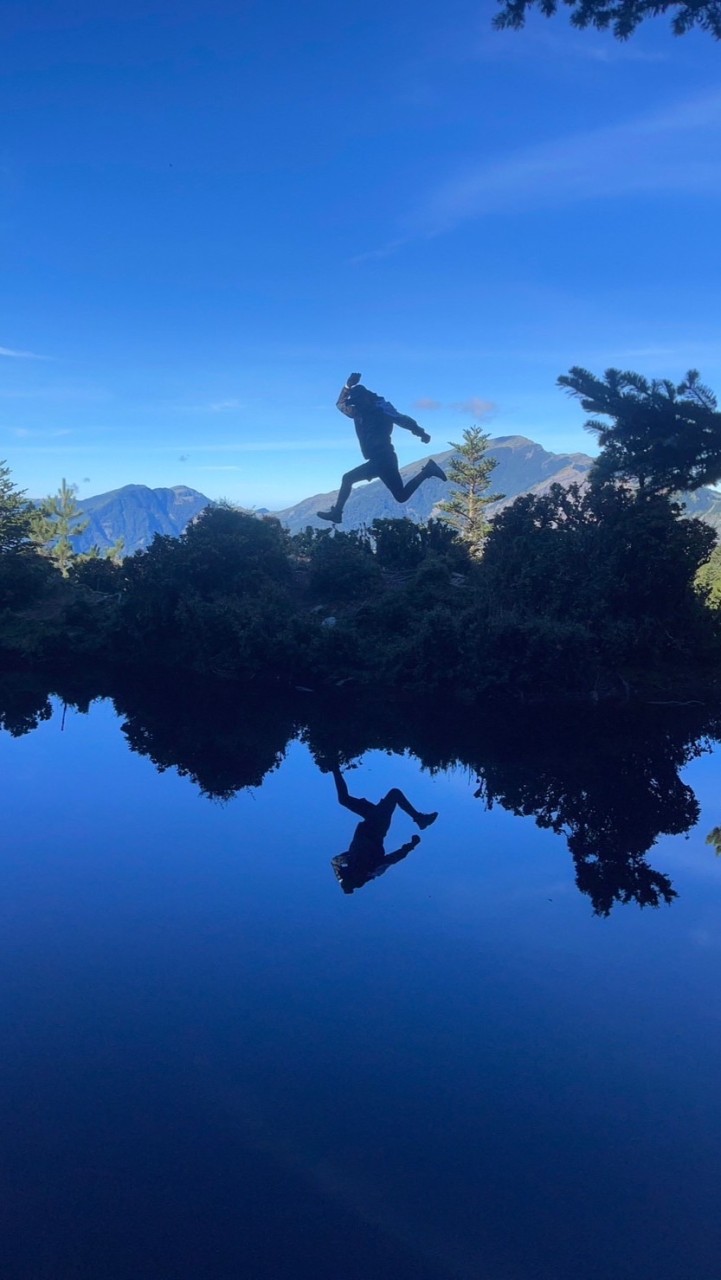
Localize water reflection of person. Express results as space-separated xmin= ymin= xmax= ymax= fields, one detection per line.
xmin=330 ymin=763 xmax=437 ymax=894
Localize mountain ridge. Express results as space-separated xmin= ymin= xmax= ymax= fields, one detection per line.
xmin=275 ymin=435 xmax=594 ymax=533
xmin=63 ymin=436 xmax=721 ymax=555
xmin=74 ymin=483 xmax=212 ymax=555
xmin=275 ymin=435 xmax=721 ymax=534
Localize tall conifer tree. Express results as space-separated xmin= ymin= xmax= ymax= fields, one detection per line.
xmin=0 ymin=461 xmax=33 ymax=554
xmin=438 ymin=427 xmax=503 ymax=554
xmin=32 ymin=478 xmax=89 ymax=577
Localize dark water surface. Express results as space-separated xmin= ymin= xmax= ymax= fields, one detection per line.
xmin=2 ymin=688 xmax=721 ymax=1280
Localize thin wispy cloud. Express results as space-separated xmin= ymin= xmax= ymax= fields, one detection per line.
xmin=412 ymin=89 xmax=721 ymax=236
xmin=5 ymin=438 xmax=353 ymax=456
xmin=452 ymin=398 xmax=496 ymax=418
xmin=170 ymin=439 xmax=351 ymax=454
xmin=0 ymin=386 xmax=108 ymax=403
xmin=472 ymin=27 xmax=667 ymax=65
xmin=349 ymin=238 xmax=407 ymax=266
xmin=412 ymin=396 xmax=496 ymax=416
xmin=12 ymin=427 xmax=73 ymax=439
xmin=172 ymin=398 xmax=245 ymax=414
xmin=0 ymin=345 xmax=48 ymax=360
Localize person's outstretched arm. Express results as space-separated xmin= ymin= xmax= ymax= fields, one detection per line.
xmin=385 ymin=405 xmax=431 ymax=445
xmin=381 ymin=834 xmax=421 ymax=868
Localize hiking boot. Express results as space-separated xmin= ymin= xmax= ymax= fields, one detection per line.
xmin=423 ymin=460 xmax=447 ymax=482
xmin=416 ymin=812 xmax=438 ymax=830
xmin=317 ymin=507 xmax=343 ymax=523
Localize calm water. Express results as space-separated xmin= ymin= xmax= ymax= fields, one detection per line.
xmin=1 ymin=683 xmax=721 ymax=1280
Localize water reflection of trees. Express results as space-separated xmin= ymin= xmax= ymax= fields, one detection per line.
xmin=1 ymin=667 xmax=719 ymax=913
xmin=468 ymin=710 xmax=713 ymax=915
xmin=113 ymin=679 xmax=299 ymax=800
xmin=303 ymin=700 xmax=721 ymax=915
xmin=0 ymin=672 xmax=53 ymax=737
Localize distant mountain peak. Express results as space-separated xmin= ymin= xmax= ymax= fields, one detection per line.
xmin=273 ymin=434 xmax=597 ymax=534
xmin=75 ymin=482 xmax=212 ymax=555
xmin=65 ymin=433 xmax=721 ymax=556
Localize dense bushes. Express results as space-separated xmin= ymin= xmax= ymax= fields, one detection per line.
xmin=306 ymin=528 xmax=382 ymax=600
xmin=483 ymin=482 xmax=719 ymax=666
xmin=0 ymin=549 xmax=59 ymax=611
xmin=115 ymin=509 xmax=297 ymax=679
xmin=1 ymin=492 xmax=720 ymax=700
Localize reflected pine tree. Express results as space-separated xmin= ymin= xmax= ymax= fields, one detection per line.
xmin=470 ymin=709 xmax=718 ymax=915
xmin=0 ymin=669 xmax=110 ymax=737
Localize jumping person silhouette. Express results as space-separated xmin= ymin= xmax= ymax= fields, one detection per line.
xmin=317 ymin=372 xmax=447 ymax=524
xmin=329 ymin=762 xmax=438 ymax=894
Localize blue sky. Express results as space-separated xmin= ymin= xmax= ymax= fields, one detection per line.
xmin=2 ymin=0 xmax=721 ymax=508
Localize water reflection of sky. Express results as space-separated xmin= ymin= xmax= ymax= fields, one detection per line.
xmin=2 ymin=697 xmax=721 ymax=1280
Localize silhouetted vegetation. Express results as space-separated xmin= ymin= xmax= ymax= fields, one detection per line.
xmin=470 ymin=705 xmax=712 ymax=914
xmin=494 ymin=0 xmax=721 ymax=40
xmin=559 ymin=368 xmax=721 ymax=493
xmin=2 ymin=366 xmax=721 ymax=702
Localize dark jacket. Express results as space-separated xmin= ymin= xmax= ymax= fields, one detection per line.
xmin=337 ymin=383 xmax=425 ymax=461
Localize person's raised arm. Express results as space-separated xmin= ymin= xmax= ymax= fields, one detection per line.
xmin=337 ymin=371 xmax=362 ymax=417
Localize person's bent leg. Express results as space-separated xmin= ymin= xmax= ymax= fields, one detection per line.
xmin=400 ymin=460 xmax=447 ymax=502
xmin=374 ymin=453 xmax=406 ymax=503
xmin=382 ymin=787 xmax=438 ymax=829
xmin=318 ymin=462 xmax=375 ymax=523
xmin=375 ymin=454 xmax=446 ymax=506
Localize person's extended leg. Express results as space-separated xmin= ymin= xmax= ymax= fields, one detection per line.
xmin=374 ymin=453 xmax=447 ymax=505
xmin=317 ymin=462 xmax=375 ymax=523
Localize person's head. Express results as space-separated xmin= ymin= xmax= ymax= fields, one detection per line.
xmin=331 ymin=851 xmax=364 ymax=894
xmin=346 ymin=384 xmax=377 ymax=414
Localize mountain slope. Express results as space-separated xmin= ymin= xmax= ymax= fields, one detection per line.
xmin=274 ymin=435 xmax=595 ymax=533
xmin=61 ymin=440 xmax=721 ymax=557
xmin=75 ymin=484 xmax=212 ymax=555
xmin=274 ymin=434 xmax=721 ymax=536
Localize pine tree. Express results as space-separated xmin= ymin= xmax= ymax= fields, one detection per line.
xmin=83 ymin=536 xmax=125 ymax=565
xmin=105 ymin=536 xmax=125 ymax=565
xmin=558 ymin=366 xmax=721 ymax=495
xmin=32 ymin=478 xmax=89 ymax=577
xmin=0 ymin=460 xmax=33 ymax=554
xmin=438 ymin=427 xmax=503 ymax=554
xmin=494 ymin=0 xmax=721 ymax=41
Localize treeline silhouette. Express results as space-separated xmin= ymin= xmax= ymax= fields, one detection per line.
xmin=1 ymin=492 xmax=720 ymax=700
xmin=3 ymin=364 xmax=721 ymax=700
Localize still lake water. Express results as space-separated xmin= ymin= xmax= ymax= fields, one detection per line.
xmin=1 ymin=688 xmax=721 ymax=1280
